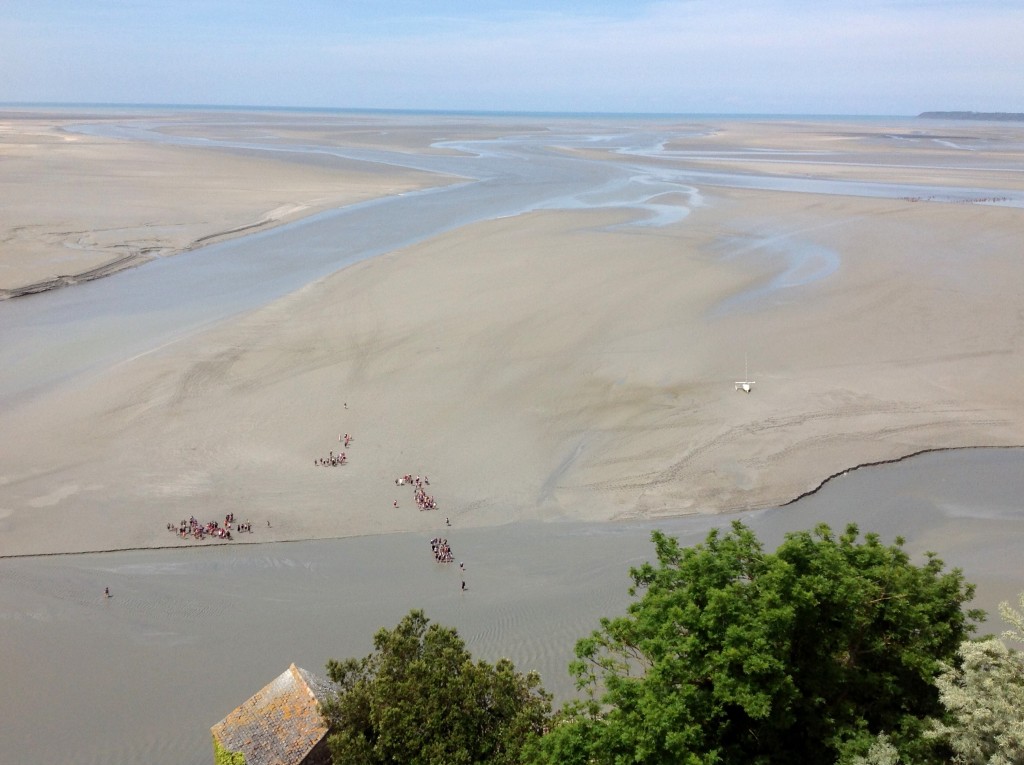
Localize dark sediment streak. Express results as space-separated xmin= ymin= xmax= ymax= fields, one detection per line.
xmin=0 ymin=251 xmax=149 ymax=300
xmin=781 ymin=444 xmax=1024 ymax=507
xmin=3 ymin=446 xmax=1022 ymax=561
xmin=1 ymin=213 xmax=305 ymax=301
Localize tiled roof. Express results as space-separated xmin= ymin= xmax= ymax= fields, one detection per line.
xmin=211 ymin=663 xmax=333 ymax=765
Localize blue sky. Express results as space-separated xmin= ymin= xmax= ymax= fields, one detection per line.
xmin=2 ymin=1 xmax=1021 ymax=114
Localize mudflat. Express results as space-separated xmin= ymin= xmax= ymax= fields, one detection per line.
xmin=2 ymin=111 xmax=1024 ymax=765
xmin=0 ymin=109 xmax=453 ymax=297
xmin=1 ymin=113 xmax=1023 ymax=558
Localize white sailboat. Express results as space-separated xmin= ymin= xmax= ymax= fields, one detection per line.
xmin=735 ymin=355 xmax=755 ymax=393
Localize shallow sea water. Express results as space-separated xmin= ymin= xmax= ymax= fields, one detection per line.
xmin=4 ymin=114 xmax=1023 ymax=405
xmin=2 ymin=448 xmax=1023 ymax=765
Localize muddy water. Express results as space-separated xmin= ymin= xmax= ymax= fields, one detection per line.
xmin=2 ymin=447 xmax=1022 ymax=765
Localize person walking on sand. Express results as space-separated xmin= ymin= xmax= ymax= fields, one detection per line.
xmin=461 ymin=580 xmax=467 ymax=592
xmin=104 ymin=587 xmax=110 ymax=598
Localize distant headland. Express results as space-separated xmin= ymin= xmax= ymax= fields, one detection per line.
xmin=919 ymin=111 xmax=1024 ymax=122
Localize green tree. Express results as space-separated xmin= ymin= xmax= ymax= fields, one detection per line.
xmin=527 ymin=522 xmax=980 ymax=765
xmin=321 ymin=609 xmax=551 ymax=765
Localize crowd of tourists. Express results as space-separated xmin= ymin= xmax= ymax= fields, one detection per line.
xmin=316 ymin=432 xmax=355 ymax=467
xmin=167 ymin=513 xmax=251 ymax=541
xmin=316 ymin=451 xmax=347 ymax=467
xmin=430 ymin=537 xmax=454 ymax=563
xmin=394 ymin=474 xmax=437 ymax=510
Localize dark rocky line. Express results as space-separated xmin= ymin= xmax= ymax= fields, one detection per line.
xmin=780 ymin=444 xmax=1024 ymax=507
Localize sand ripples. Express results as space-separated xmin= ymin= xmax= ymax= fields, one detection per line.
xmin=4 ymin=450 xmax=1024 ymax=765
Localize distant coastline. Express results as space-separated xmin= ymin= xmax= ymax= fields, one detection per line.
xmin=1 ymin=102 xmax=901 ymax=122
xmin=919 ymin=111 xmax=1024 ymax=122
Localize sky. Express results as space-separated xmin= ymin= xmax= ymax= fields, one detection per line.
xmin=1 ymin=0 xmax=1022 ymax=115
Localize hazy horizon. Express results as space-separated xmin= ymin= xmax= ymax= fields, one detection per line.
xmin=0 ymin=101 xmax=927 ymax=119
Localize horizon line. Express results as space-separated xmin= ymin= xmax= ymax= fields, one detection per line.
xmin=0 ymin=101 xmax=915 ymax=120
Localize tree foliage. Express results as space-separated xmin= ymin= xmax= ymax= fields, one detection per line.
xmin=321 ymin=609 xmax=551 ymax=765
xmin=921 ymin=592 xmax=1024 ymax=765
xmin=844 ymin=591 xmax=1024 ymax=765
xmin=527 ymin=521 xmax=980 ymax=765
xmin=927 ymin=637 xmax=1024 ymax=764
xmin=850 ymin=733 xmax=904 ymax=765
xmin=999 ymin=592 xmax=1024 ymax=645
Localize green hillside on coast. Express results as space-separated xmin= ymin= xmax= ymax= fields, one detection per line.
xmin=919 ymin=111 xmax=1024 ymax=122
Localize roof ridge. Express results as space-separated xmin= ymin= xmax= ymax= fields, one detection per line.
xmin=211 ymin=663 xmax=333 ymax=765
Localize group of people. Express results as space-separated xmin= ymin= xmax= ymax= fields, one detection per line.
xmin=316 ymin=451 xmax=347 ymax=467
xmin=167 ymin=513 xmax=251 ymax=541
xmin=430 ymin=522 xmax=467 ymax=591
xmin=413 ymin=488 xmax=437 ymax=510
xmin=430 ymin=537 xmax=454 ymax=563
xmin=316 ymin=432 xmax=354 ymax=467
xmin=394 ymin=473 xmax=429 ymax=487
xmin=394 ymin=474 xmax=437 ymax=510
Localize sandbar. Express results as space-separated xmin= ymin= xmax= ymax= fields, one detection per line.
xmin=0 ymin=108 xmax=456 ymax=297
xmin=1 ymin=114 xmax=1023 ymax=557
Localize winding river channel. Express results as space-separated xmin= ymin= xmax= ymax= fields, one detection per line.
xmin=4 ymin=113 xmax=1023 ymax=405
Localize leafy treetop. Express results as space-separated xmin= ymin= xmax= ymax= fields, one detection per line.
xmin=526 ymin=521 xmax=981 ymax=765
xmin=321 ymin=609 xmax=551 ymax=765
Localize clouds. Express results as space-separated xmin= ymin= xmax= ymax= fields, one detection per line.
xmin=1 ymin=0 xmax=1021 ymax=113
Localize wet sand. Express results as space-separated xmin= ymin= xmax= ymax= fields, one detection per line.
xmin=658 ymin=119 xmax=1024 ymax=190
xmin=0 ymin=109 xmax=455 ymax=297
xmin=2 ymin=187 xmax=1024 ymax=557
xmin=2 ymin=448 xmax=1023 ymax=765
xmin=1 ymin=112 xmax=1024 ymax=764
